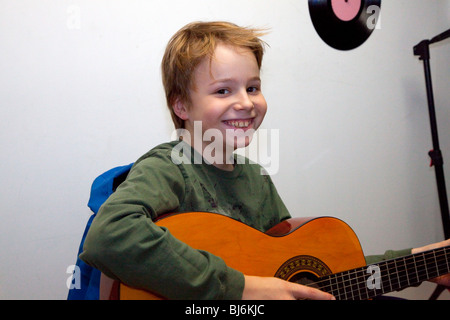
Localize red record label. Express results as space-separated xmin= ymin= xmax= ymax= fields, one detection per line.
xmin=331 ymin=0 xmax=362 ymax=21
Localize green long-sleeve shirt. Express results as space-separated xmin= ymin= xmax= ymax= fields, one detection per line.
xmin=80 ymin=140 xmax=291 ymax=299
xmin=80 ymin=140 xmax=411 ymax=299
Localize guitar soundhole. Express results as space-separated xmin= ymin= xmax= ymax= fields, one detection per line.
xmin=288 ymin=272 xmax=319 ymax=288
xmin=274 ymin=255 xmax=332 ymax=288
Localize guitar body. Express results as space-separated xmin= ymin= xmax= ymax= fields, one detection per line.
xmin=113 ymin=212 xmax=366 ymax=300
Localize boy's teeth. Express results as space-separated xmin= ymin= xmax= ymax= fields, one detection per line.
xmin=226 ymin=120 xmax=250 ymax=128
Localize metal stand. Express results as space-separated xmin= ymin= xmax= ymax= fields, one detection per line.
xmin=413 ymin=28 xmax=450 ymax=300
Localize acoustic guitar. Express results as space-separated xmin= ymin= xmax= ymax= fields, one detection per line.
xmin=100 ymin=212 xmax=449 ymax=300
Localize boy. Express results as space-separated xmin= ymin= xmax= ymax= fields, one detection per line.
xmin=80 ymin=21 xmax=449 ymax=300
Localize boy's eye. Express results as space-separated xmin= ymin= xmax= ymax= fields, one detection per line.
xmin=216 ymin=89 xmax=230 ymax=95
xmin=247 ymin=86 xmax=259 ymax=93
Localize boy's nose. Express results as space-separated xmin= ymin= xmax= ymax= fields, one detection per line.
xmin=233 ymin=90 xmax=254 ymax=111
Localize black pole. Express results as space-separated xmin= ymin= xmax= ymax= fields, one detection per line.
xmin=413 ymin=37 xmax=450 ymax=240
xmin=413 ymin=31 xmax=450 ymax=300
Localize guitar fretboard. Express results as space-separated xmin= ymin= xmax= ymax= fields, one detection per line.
xmin=314 ymin=246 xmax=449 ymax=300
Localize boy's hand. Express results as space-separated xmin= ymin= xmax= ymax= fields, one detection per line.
xmin=412 ymin=239 xmax=450 ymax=288
xmin=242 ymin=275 xmax=335 ymax=300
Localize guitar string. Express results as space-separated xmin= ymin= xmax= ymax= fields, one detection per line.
xmin=320 ymin=253 xmax=449 ymax=299
xmin=324 ymin=249 xmax=449 ymax=299
xmin=304 ymin=249 xmax=449 ymax=299
xmin=318 ymin=261 xmax=449 ymax=300
xmin=309 ymin=250 xmax=449 ymax=290
xmin=319 ymin=251 xmax=449 ymax=298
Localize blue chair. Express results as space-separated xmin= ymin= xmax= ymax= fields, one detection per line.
xmin=67 ymin=163 xmax=133 ymax=300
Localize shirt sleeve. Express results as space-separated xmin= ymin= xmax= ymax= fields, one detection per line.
xmin=365 ymin=248 xmax=412 ymax=265
xmin=79 ymin=155 xmax=245 ymax=299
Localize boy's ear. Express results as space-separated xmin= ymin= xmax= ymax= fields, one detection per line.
xmin=172 ymin=99 xmax=189 ymax=121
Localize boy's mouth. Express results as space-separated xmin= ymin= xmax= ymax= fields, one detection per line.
xmin=223 ymin=119 xmax=254 ymax=129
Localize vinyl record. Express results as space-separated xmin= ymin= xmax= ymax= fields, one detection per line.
xmin=309 ymin=0 xmax=381 ymax=50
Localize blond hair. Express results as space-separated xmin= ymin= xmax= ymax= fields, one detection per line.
xmin=161 ymin=21 xmax=267 ymax=129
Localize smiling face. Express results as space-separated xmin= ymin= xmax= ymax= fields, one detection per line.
xmin=173 ymin=43 xmax=267 ymax=168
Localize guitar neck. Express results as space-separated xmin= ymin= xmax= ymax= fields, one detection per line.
xmin=317 ymin=246 xmax=450 ymax=300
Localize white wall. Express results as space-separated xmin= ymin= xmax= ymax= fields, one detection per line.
xmin=0 ymin=0 xmax=449 ymax=299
